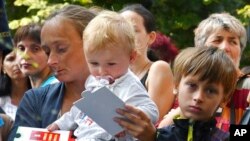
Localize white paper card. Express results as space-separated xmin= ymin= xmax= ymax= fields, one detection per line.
xmin=74 ymin=86 xmax=126 ymax=136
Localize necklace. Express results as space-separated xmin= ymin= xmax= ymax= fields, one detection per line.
xmin=136 ymin=62 xmax=150 ymax=78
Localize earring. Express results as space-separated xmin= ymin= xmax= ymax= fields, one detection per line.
xmin=3 ymin=72 xmax=7 ymax=79
xmin=173 ymin=89 xmax=178 ymax=95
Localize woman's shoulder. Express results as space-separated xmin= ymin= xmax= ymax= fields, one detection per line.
xmin=146 ymin=60 xmax=174 ymax=91
xmin=21 ymin=82 xmax=65 ymax=110
xmin=150 ymin=60 xmax=172 ymax=73
xmin=25 ymin=82 xmax=64 ymax=98
xmin=148 ymin=60 xmax=173 ymax=79
xmin=152 ymin=60 xmax=171 ymax=67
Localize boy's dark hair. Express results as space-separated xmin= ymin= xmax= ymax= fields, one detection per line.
xmin=173 ymin=47 xmax=237 ymax=102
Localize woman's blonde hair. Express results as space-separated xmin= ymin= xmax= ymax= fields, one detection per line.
xmin=44 ymin=4 xmax=96 ymax=38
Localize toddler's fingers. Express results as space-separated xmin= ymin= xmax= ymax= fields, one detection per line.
xmin=47 ymin=123 xmax=59 ymax=131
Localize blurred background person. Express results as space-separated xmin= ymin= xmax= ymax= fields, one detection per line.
xmin=0 ymin=50 xmax=31 ymax=120
xmin=13 ymin=23 xmax=58 ymax=88
xmin=241 ymin=66 xmax=250 ymax=76
xmin=120 ymin=4 xmax=175 ymax=121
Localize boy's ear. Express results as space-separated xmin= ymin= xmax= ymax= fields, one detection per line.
xmin=129 ymin=50 xmax=137 ymax=63
xmin=219 ymin=94 xmax=231 ymax=108
xmin=173 ymin=85 xmax=179 ymax=95
xmin=219 ymin=101 xmax=227 ymax=108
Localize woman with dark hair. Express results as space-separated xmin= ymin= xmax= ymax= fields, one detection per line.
xmin=0 ymin=50 xmax=31 ymax=120
xmin=120 ymin=4 xmax=175 ymax=120
xmin=0 ymin=50 xmax=30 ymax=140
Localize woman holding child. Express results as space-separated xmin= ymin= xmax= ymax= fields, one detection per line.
xmin=7 ymin=5 xmax=96 ymax=140
xmin=8 ymin=4 xmax=158 ymax=141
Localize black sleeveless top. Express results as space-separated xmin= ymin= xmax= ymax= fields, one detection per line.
xmin=140 ymin=71 xmax=149 ymax=89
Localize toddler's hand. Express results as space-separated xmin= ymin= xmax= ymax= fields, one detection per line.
xmin=47 ymin=123 xmax=60 ymax=131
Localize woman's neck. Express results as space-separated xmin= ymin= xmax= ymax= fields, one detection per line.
xmin=64 ymin=74 xmax=88 ymax=99
xmin=11 ymin=78 xmax=29 ymax=105
xmin=65 ymin=82 xmax=84 ymax=99
xmin=61 ymin=76 xmax=87 ymax=114
xmin=130 ymin=56 xmax=152 ymax=79
xmin=30 ymin=67 xmax=52 ymax=88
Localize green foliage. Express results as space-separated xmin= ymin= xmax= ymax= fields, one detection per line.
xmin=237 ymin=5 xmax=250 ymax=25
xmin=237 ymin=4 xmax=250 ymax=67
xmin=150 ymin=0 xmax=249 ymax=66
xmin=5 ymin=0 xmax=250 ymax=66
xmin=6 ymin=0 xmax=91 ymax=31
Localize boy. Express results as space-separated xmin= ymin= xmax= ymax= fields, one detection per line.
xmin=115 ymin=47 xmax=237 ymax=141
xmin=156 ymin=47 xmax=237 ymax=140
xmin=159 ymin=12 xmax=249 ymax=131
xmin=47 ymin=10 xmax=159 ymax=140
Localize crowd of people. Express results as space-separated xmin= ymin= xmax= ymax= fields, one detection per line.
xmin=0 ymin=0 xmax=250 ymax=141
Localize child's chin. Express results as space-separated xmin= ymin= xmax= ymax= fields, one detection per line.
xmin=185 ymin=114 xmax=204 ymax=121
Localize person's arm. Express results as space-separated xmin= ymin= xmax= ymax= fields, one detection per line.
xmin=114 ymin=104 xmax=157 ymax=141
xmin=7 ymin=89 xmax=42 ymax=141
xmin=8 ymin=83 xmax=66 ymax=141
xmin=158 ymin=107 xmax=181 ymax=128
xmin=146 ymin=61 xmax=175 ymax=119
xmin=247 ymin=91 xmax=250 ymax=105
xmin=0 ymin=114 xmax=13 ymax=141
xmin=48 ymin=106 xmax=78 ymax=131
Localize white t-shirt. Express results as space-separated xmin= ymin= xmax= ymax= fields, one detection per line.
xmin=0 ymin=96 xmax=17 ymax=120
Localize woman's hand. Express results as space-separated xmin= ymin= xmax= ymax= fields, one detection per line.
xmin=114 ymin=104 xmax=156 ymax=141
xmin=158 ymin=107 xmax=180 ymax=128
